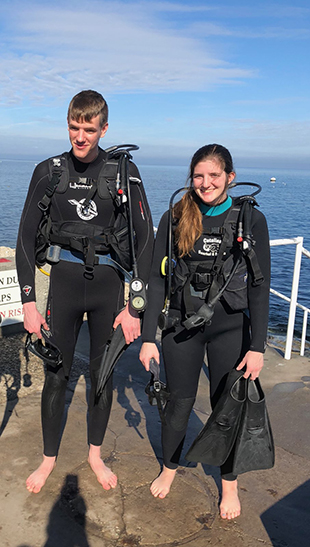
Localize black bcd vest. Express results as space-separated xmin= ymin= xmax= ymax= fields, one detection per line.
xmin=169 ymin=199 xmax=263 ymax=314
xmin=35 ymin=150 xmax=140 ymax=273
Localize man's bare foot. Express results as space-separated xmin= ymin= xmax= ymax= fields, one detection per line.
xmin=150 ymin=465 xmax=177 ymax=499
xmin=26 ymin=455 xmax=56 ymax=494
xmin=220 ymin=478 xmax=241 ymax=520
xmin=88 ymin=444 xmax=117 ymax=490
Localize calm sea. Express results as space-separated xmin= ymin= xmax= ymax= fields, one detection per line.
xmin=0 ymin=159 xmax=309 ymax=343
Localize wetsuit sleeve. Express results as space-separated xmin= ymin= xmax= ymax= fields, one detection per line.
xmin=129 ymin=162 xmax=154 ymax=284
xmin=247 ymin=209 xmax=271 ymax=353
xmin=141 ymin=211 xmax=169 ymax=342
xmin=16 ymin=162 xmax=49 ymax=304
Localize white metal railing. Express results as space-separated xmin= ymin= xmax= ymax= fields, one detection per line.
xmin=154 ymin=230 xmax=309 ymax=360
xmin=270 ymin=237 xmax=310 ymax=360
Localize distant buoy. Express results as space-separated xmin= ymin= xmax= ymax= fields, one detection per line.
xmin=270 ymin=177 xmax=276 ymax=183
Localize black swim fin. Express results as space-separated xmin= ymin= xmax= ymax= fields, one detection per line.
xmin=96 ymin=324 xmax=128 ymax=396
xmin=232 ymin=378 xmax=275 ymax=475
xmin=185 ymin=369 xmax=247 ymax=466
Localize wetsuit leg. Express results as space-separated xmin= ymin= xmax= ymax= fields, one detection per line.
xmin=85 ymin=265 xmax=124 ymax=447
xmin=161 ymin=325 xmax=206 ymax=469
xmin=41 ymin=262 xmax=85 ymax=456
xmin=42 ymin=366 xmax=68 ymax=456
xmin=41 ymin=261 xmax=124 ymax=454
xmin=206 ymin=302 xmax=251 ymax=480
xmin=47 ymin=262 xmax=86 ymax=376
xmin=161 ymin=301 xmax=250 ymax=475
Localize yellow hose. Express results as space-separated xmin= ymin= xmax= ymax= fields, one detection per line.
xmin=38 ymin=267 xmax=50 ymax=277
xmin=161 ymin=256 xmax=168 ymax=276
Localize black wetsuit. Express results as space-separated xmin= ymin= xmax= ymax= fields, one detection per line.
xmin=142 ymin=201 xmax=270 ymax=480
xmin=16 ymin=148 xmax=154 ymax=456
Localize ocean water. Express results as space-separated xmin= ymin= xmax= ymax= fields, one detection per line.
xmin=0 ymin=159 xmax=309 ymax=343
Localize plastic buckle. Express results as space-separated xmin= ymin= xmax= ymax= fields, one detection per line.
xmin=37 ymin=200 xmax=48 ymax=212
xmin=84 ymin=264 xmax=94 ymax=280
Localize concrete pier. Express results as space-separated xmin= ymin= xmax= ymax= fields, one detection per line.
xmin=1 ymin=323 xmax=310 ymax=547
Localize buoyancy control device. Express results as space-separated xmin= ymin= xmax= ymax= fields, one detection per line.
xmin=35 ymin=144 xmax=147 ymax=312
xmin=158 ymin=182 xmax=264 ymax=330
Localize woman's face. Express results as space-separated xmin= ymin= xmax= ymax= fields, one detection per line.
xmin=192 ymin=158 xmax=235 ymax=206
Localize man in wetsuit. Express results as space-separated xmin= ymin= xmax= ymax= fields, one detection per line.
xmin=16 ymin=90 xmax=154 ymax=493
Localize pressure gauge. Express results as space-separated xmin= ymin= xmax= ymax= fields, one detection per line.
xmin=131 ymin=295 xmax=145 ymax=311
xmin=131 ymin=279 xmax=143 ymax=292
xmin=129 ymin=277 xmax=147 ymax=312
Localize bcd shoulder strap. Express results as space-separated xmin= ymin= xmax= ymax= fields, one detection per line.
xmin=39 ymin=148 xmax=141 ymax=212
xmin=37 ymin=154 xmax=69 ymax=211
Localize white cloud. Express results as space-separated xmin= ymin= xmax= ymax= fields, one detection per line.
xmin=190 ymin=22 xmax=310 ymax=39
xmin=0 ymin=1 xmax=255 ymax=105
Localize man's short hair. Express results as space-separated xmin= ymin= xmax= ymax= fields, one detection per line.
xmin=67 ymin=90 xmax=108 ymax=127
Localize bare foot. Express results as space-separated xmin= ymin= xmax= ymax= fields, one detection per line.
xmin=26 ymin=455 xmax=56 ymax=494
xmin=150 ymin=465 xmax=177 ymax=499
xmin=88 ymin=444 xmax=117 ymax=490
xmin=220 ymin=479 xmax=241 ymax=520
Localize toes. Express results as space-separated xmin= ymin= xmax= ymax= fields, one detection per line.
xmin=220 ymin=509 xmax=240 ymax=520
xmin=98 ymin=475 xmax=117 ymax=490
xmin=109 ymin=473 xmax=117 ymax=488
xmin=26 ymin=480 xmax=41 ymax=494
xmin=101 ymin=483 xmax=111 ymax=491
xmin=151 ymin=487 xmax=160 ymax=498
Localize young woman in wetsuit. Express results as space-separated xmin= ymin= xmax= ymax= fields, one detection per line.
xmin=139 ymin=144 xmax=270 ymax=520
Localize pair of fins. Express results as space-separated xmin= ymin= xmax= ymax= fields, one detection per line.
xmin=185 ymin=368 xmax=274 ymax=475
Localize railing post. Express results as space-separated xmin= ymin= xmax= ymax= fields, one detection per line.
xmin=301 ymin=310 xmax=308 ymax=357
xmin=285 ymin=237 xmax=303 ymax=360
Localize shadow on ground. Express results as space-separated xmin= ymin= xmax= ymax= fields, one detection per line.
xmin=261 ymin=479 xmax=310 ymax=547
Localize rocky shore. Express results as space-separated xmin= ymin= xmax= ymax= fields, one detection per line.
xmin=0 ymin=246 xmax=89 ymax=406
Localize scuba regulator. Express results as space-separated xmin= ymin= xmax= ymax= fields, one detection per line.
xmin=107 ymin=144 xmax=148 ymax=313
xmin=158 ymin=187 xmax=187 ymax=330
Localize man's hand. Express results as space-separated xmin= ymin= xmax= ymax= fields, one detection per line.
xmin=139 ymin=342 xmax=160 ymax=372
xmin=23 ymin=302 xmax=48 ymax=338
xmin=113 ymin=302 xmax=141 ymax=344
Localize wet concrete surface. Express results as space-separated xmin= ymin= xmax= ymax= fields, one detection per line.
xmin=1 ymin=322 xmax=310 ymax=547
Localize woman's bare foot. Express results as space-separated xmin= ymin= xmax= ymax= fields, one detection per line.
xmin=88 ymin=444 xmax=117 ymax=490
xmin=150 ymin=465 xmax=177 ymax=499
xmin=220 ymin=478 xmax=241 ymax=520
xmin=26 ymin=455 xmax=56 ymax=494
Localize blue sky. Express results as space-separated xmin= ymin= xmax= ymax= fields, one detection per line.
xmin=0 ymin=0 xmax=309 ymax=168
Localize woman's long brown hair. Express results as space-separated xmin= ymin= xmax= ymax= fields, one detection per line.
xmin=173 ymin=144 xmax=234 ymax=257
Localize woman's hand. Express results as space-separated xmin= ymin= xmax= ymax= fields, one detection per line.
xmin=139 ymin=342 xmax=160 ymax=372
xmin=23 ymin=302 xmax=48 ymax=338
xmin=236 ymin=350 xmax=264 ymax=380
xmin=113 ymin=302 xmax=141 ymax=344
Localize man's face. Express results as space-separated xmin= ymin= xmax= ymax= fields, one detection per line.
xmin=67 ymin=115 xmax=108 ymax=163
